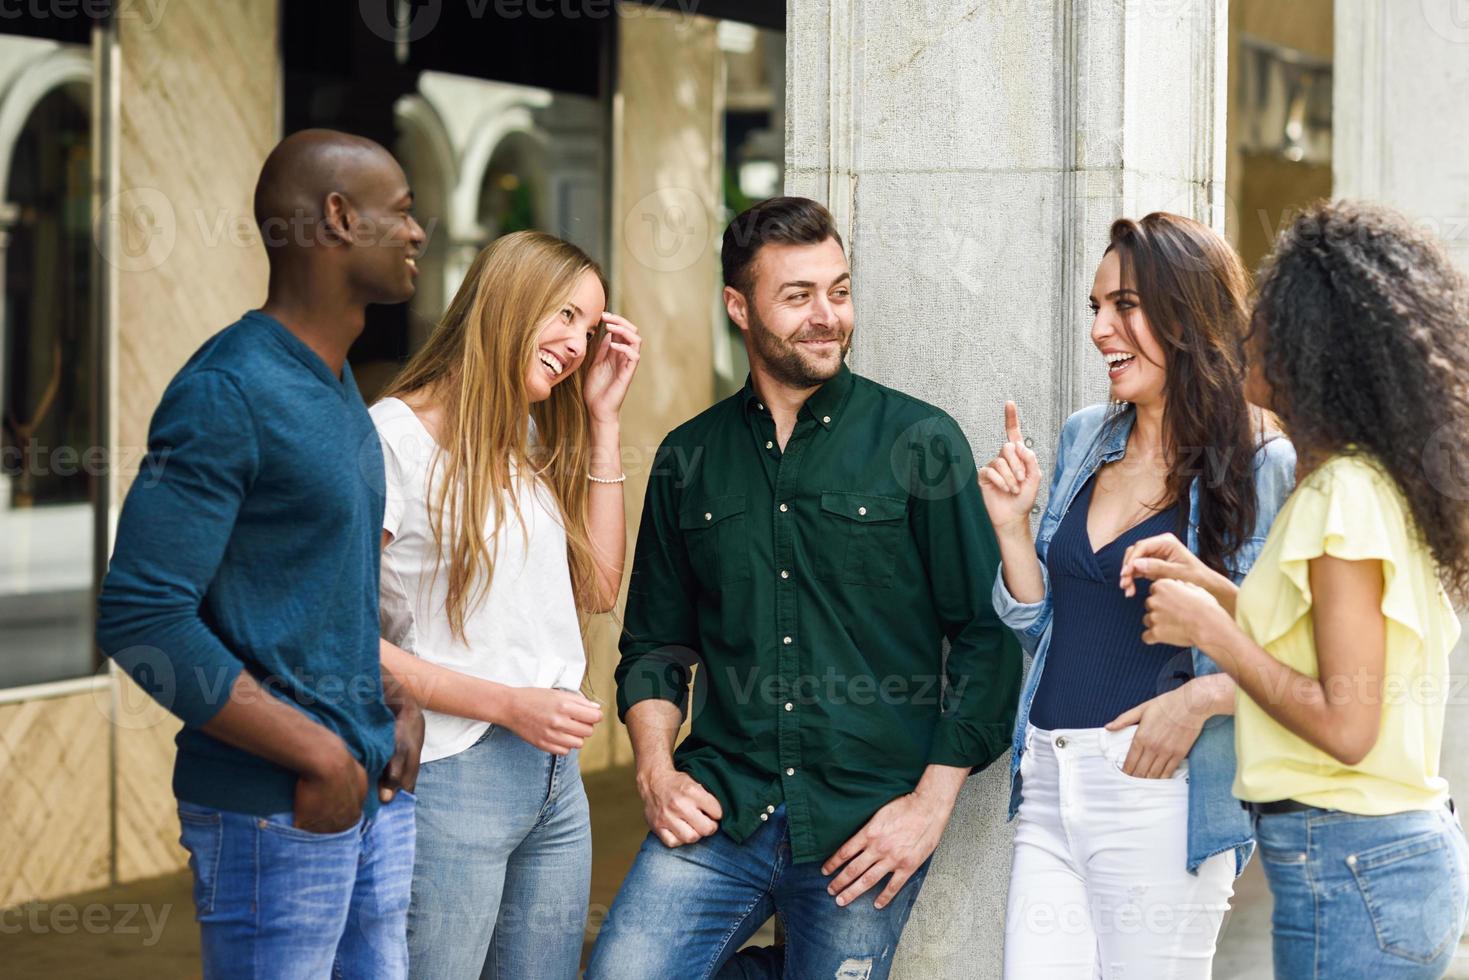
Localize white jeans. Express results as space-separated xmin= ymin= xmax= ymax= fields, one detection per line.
xmin=1003 ymin=724 xmax=1235 ymax=979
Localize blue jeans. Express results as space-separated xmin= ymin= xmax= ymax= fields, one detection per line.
xmin=1255 ymin=804 xmax=1469 ymax=979
xmin=406 ymin=725 xmax=590 ymax=979
xmin=176 ymin=789 xmax=416 ymax=980
xmin=586 ymin=805 xmax=931 ymax=980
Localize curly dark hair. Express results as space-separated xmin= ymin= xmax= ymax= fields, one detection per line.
xmin=1252 ymin=199 xmax=1469 ymax=597
xmin=1107 ymin=213 xmax=1262 ymax=577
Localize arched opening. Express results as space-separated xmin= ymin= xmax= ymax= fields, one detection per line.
xmin=2 ymin=81 xmax=91 ymax=508
xmin=477 ymin=131 xmax=546 ymax=243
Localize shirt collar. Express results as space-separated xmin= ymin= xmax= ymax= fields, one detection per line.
xmin=741 ymin=361 xmax=854 ymax=431
xmin=1097 ymin=403 xmax=1134 ymax=463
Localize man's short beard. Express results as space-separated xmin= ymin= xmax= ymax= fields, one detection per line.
xmin=745 ymin=299 xmax=849 ymax=389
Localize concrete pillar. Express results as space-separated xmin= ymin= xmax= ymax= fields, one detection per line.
xmin=1333 ymin=0 xmax=1469 ymax=911
xmin=1334 ymin=0 xmax=1469 ymax=271
xmin=785 ymin=2 xmax=1228 ymax=974
xmin=581 ymin=3 xmax=723 ymax=772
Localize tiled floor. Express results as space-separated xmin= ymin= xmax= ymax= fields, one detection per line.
xmin=8 ymin=768 xmax=1466 ymax=978
xmin=2 ymin=766 xmax=750 ymax=979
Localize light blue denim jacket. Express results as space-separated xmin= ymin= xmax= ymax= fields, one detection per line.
xmin=993 ymin=402 xmax=1297 ymax=874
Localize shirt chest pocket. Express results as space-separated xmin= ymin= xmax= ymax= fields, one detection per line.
xmin=679 ymin=494 xmax=751 ymax=588
xmin=814 ymin=491 xmax=909 ymax=589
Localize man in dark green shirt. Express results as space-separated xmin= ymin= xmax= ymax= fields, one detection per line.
xmin=587 ymin=197 xmax=1021 ymax=980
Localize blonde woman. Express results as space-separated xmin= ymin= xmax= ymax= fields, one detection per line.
xmin=369 ymin=231 xmax=640 ymax=979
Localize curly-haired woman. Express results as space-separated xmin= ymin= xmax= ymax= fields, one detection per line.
xmin=1129 ymin=200 xmax=1469 ymax=979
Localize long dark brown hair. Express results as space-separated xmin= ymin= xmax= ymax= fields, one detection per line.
xmin=1106 ymin=213 xmax=1264 ymax=575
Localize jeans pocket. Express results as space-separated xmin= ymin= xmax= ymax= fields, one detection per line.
xmin=177 ymin=805 xmax=223 ymax=917
xmin=259 ymin=811 xmax=361 ymax=843
xmin=1348 ymin=828 xmax=1464 ymax=964
xmin=1100 ymin=725 xmax=1188 ymax=783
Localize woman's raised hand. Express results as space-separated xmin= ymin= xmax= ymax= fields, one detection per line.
xmin=977 ymin=400 xmax=1042 ymax=532
xmin=583 ymin=312 xmax=642 ymax=424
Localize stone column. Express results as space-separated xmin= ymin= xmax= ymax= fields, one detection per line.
xmin=581 ymin=3 xmax=723 ymax=772
xmin=1335 ymin=0 xmax=1469 ymax=271
xmin=1333 ymin=0 xmax=1469 ymax=907
xmin=785 ymin=2 xmax=1228 ymax=974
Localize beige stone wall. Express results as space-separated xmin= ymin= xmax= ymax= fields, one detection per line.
xmin=0 ymin=687 xmax=111 ymax=907
xmin=579 ymin=5 xmax=723 ymax=772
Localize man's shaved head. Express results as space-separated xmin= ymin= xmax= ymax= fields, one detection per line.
xmin=254 ymin=128 xmax=398 ymax=235
xmin=253 ymin=128 xmax=425 ymax=306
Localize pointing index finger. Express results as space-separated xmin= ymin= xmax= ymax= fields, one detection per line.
xmin=1004 ymin=400 xmax=1023 ymax=445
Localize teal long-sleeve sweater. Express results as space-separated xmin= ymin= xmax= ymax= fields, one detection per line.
xmin=97 ymin=310 xmax=395 ymax=817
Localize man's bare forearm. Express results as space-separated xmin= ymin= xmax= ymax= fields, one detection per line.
xmin=626 ymin=698 xmax=683 ymax=782
xmin=200 ymin=670 xmax=352 ymax=777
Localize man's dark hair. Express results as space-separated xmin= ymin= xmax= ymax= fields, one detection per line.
xmin=721 ymin=196 xmax=844 ymax=297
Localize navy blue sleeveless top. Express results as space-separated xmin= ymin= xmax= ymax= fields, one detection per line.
xmin=1027 ymin=473 xmax=1193 ymax=731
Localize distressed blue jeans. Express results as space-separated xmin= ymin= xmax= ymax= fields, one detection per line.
xmin=586 ymin=804 xmax=931 ymax=980
xmin=1255 ymin=804 xmax=1469 ymax=979
xmin=176 ymin=789 xmax=416 ymax=980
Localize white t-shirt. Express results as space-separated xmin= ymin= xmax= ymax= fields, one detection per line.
xmin=370 ymin=397 xmax=586 ymax=763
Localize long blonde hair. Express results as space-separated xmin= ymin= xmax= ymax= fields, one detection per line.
xmin=382 ymin=230 xmax=606 ymax=640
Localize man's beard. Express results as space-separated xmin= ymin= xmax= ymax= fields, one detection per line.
xmin=746 ymin=302 xmax=850 ymax=389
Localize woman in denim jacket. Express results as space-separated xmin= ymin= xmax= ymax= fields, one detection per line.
xmin=981 ymin=213 xmax=1296 ymax=977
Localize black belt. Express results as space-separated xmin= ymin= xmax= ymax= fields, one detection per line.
xmin=1244 ymin=798 xmax=1455 ymax=816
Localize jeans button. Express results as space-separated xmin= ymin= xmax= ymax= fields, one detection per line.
xmin=1056 ymin=736 xmax=1068 ymax=749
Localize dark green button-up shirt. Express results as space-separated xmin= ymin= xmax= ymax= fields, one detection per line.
xmin=616 ymin=364 xmax=1021 ymax=863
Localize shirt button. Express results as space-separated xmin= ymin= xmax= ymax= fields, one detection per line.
xmin=785 ymin=767 xmax=795 ymax=776
xmin=765 ymin=441 xmax=773 ymax=449
xmin=779 ymin=503 xmax=789 ymax=513
xmin=704 ymin=512 xmax=712 ymax=521
xmin=784 ymin=702 xmax=794 ymax=711
xmin=783 ymin=636 xmax=792 ymax=645
xmin=766 ymin=804 xmax=775 ymax=814
xmin=780 ymin=570 xmax=790 ymax=579
xmin=759 ymin=812 xmax=769 ymax=821
xmin=1056 ymin=736 xmax=1068 ymax=749
xmin=858 ymin=506 xmax=867 ymax=516
xmin=822 ymin=415 xmax=831 ymax=424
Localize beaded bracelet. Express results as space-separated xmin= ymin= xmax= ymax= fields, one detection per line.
xmin=588 ymin=472 xmax=627 ymax=484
